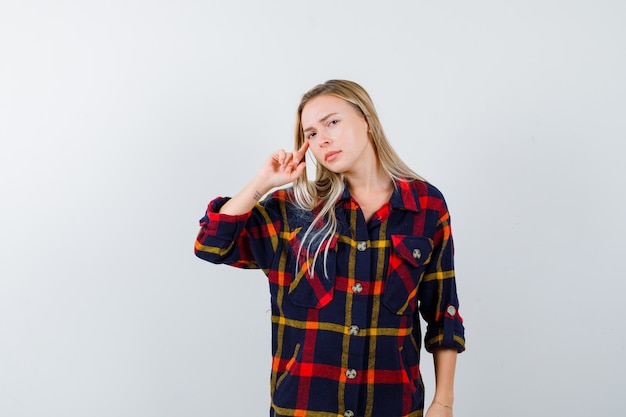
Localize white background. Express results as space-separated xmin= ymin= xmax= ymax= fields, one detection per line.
xmin=1 ymin=1 xmax=625 ymax=416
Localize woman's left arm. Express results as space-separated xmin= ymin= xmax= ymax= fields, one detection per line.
xmin=425 ymin=348 xmax=457 ymax=417
xmin=418 ymin=184 xmax=464 ymax=417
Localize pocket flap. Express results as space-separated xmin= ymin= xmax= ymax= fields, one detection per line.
xmin=384 ymin=235 xmax=433 ymax=315
xmin=390 ymin=235 xmax=433 ymax=267
xmin=287 ymin=232 xmax=337 ymax=309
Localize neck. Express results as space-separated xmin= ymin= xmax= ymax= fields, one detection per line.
xmin=344 ymin=164 xmax=393 ymax=195
xmin=342 ymin=140 xmax=393 ymax=196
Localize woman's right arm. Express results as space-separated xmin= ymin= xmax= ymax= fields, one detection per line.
xmin=194 ymin=141 xmax=309 ymax=268
xmin=219 ymin=141 xmax=309 ymax=215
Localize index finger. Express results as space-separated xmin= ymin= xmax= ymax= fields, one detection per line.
xmin=294 ymin=140 xmax=309 ymax=159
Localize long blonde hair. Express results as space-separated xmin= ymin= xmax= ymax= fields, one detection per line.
xmin=292 ymin=80 xmax=422 ymax=278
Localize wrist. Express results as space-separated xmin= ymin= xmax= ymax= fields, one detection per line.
xmin=248 ymin=176 xmax=273 ymax=200
xmin=432 ymin=400 xmax=453 ymax=411
xmin=433 ymin=394 xmax=454 ymax=406
xmin=253 ymin=175 xmax=275 ymax=196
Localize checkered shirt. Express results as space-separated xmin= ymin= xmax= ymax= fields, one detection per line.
xmin=195 ymin=179 xmax=465 ymax=417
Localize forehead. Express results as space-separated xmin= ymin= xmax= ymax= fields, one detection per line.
xmin=301 ymin=94 xmax=357 ymax=125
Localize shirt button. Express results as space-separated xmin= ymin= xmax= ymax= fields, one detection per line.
xmin=357 ymin=241 xmax=367 ymax=251
xmin=349 ymin=325 xmax=360 ymax=336
xmin=346 ymin=369 xmax=357 ymax=379
xmin=412 ymin=248 xmax=422 ymax=259
xmin=344 ymin=411 xmax=355 ymax=417
xmin=446 ymin=305 xmax=457 ymax=316
xmin=352 ymin=282 xmax=363 ymax=294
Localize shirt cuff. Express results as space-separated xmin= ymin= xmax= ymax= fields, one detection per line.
xmin=425 ymin=305 xmax=466 ymax=353
xmin=200 ymin=197 xmax=253 ymax=240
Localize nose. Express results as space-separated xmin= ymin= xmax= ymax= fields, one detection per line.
xmin=315 ymin=131 xmax=331 ymax=147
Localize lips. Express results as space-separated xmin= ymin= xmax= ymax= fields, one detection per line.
xmin=324 ymin=150 xmax=341 ymax=162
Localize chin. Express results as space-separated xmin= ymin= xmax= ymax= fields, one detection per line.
xmin=319 ymin=163 xmax=346 ymax=175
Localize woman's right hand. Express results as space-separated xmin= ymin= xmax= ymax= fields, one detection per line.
xmin=218 ymin=141 xmax=309 ymax=216
xmin=257 ymin=140 xmax=309 ymax=190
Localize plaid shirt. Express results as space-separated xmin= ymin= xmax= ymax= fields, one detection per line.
xmin=195 ymin=179 xmax=465 ymax=417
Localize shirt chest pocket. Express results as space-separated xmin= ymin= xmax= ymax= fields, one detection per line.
xmin=285 ymin=233 xmax=338 ymax=309
xmin=383 ymin=235 xmax=434 ymax=315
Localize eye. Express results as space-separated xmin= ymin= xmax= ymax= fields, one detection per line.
xmin=307 ymin=132 xmax=317 ymax=140
xmin=328 ymin=120 xmax=339 ymax=127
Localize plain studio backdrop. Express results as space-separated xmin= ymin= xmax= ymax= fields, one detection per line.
xmin=1 ymin=1 xmax=625 ymax=416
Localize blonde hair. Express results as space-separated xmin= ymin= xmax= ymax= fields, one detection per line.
xmin=292 ymin=80 xmax=422 ymax=278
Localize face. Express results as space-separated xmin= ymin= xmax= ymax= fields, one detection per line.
xmin=300 ymin=94 xmax=374 ymax=176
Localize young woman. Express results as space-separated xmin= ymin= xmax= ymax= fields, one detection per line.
xmin=195 ymin=80 xmax=465 ymax=417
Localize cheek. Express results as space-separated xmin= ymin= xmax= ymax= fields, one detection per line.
xmin=309 ymin=147 xmax=323 ymax=163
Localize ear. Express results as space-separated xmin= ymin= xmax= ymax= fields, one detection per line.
xmin=361 ymin=115 xmax=371 ymax=132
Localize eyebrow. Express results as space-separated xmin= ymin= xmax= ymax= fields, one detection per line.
xmin=303 ymin=113 xmax=339 ymax=133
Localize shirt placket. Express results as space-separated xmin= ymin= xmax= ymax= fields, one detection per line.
xmin=342 ymin=211 xmax=380 ymax=417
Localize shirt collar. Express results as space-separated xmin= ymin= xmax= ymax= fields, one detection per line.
xmin=337 ymin=178 xmax=421 ymax=213
xmin=389 ymin=179 xmax=421 ymax=213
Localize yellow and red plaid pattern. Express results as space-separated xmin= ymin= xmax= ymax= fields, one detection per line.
xmin=195 ymin=179 xmax=465 ymax=417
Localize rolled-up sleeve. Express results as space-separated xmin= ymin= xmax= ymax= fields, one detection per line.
xmin=194 ymin=197 xmax=260 ymax=269
xmin=195 ymin=193 xmax=288 ymax=271
xmin=418 ymin=204 xmax=465 ymax=353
